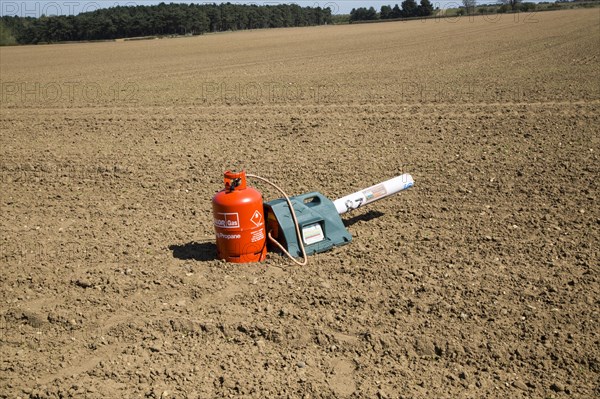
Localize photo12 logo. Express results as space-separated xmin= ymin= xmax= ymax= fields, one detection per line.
xmin=0 ymin=81 xmax=139 ymax=104
xmin=200 ymin=81 xmax=339 ymax=104
xmin=1 ymin=1 xmax=139 ymax=17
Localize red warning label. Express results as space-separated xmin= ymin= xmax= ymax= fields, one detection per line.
xmin=250 ymin=210 xmax=263 ymax=227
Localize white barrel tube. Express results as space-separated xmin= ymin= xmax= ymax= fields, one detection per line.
xmin=333 ymin=173 xmax=414 ymax=215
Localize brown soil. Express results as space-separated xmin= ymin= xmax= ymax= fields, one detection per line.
xmin=1 ymin=8 xmax=599 ymax=399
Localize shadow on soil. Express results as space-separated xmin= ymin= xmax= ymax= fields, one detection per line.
xmin=342 ymin=210 xmax=384 ymax=227
xmin=169 ymin=210 xmax=384 ymax=261
xmin=169 ymin=241 xmax=217 ymax=261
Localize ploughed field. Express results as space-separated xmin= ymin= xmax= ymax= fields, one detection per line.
xmin=1 ymin=8 xmax=598 ymax=399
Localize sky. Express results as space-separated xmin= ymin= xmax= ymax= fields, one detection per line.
xmin=0 ymin=0 xmax=484 ymax=17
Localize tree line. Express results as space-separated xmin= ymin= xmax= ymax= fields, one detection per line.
xmin=0 ymin=2 xmax=332 ymax=45
xmin=461 ymin=0 xmax=540 ymax=14
xmin=350 ymin=0 xmax=435 ymax=22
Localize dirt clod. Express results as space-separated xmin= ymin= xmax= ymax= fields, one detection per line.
xmin=513 ymin=380 xmax=529 ymax=391
xmin=551 ymin=382 xmax=566 ymax=392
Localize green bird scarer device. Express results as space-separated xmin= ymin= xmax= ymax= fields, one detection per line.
xmin=264 ymin=174 xmax=414 ymax=258
xmin=213 ymin=171 xmax=414 ymax=264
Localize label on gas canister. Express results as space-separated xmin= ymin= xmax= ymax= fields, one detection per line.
xmin=214 ymin=212 xmax=240 ymax=229
xmin=250 ymin=210 xmax=263 ymax=227
xmin=216 ymin=232 xmax=241 ymax=240
xmin=251 ymin=229 xmax=264 ymax=243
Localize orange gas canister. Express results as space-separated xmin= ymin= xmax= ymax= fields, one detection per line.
xmin=212 ymin=170 xmax=267 ymax=263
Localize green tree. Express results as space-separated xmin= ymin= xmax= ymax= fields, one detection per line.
xmin=350 ymin=7 xmax=378 ymax=21
xmin=0 ymin=20 xmax=17 ymax=45
xmin=500 ymin=0 xmax=522 ymax=11
xmin=366 ymin=7 xmax=378 ymax=20
xmin=520 ymin=2 xmax=536 ymax=11
xmin=401 ymin=0 xmax=419 ymax=17
xmin=463 ymin=0 xmax=477 ymax=14
xmin=350 ymin=8 xmax=365 ymax=21
xmin=3 ymin=3 xmax=333 ymax=44
xmin=380 ymin=5 xmax=393 ymax=19
xmin=418 ymin=0 xmax=434 ymax=16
